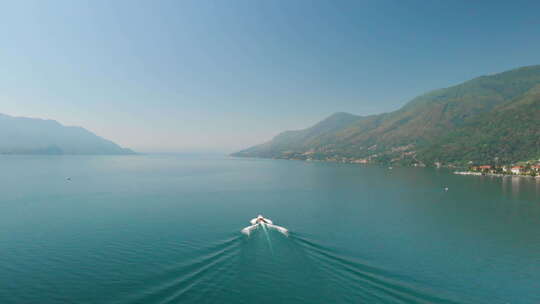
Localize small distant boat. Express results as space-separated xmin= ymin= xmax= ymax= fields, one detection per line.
xmin=241 ymin=215 xmax=288 ymax=236
xmin=444 ymin=186 xmax=449 ymax=191
xmin=388 ymin=167 xmax=393 ymax=170
xmin=66 ymin=177 xmax=72 ymax=181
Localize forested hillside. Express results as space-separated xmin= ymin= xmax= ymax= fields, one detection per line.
xmin=233 ymin=65 xmax=540 ymax=166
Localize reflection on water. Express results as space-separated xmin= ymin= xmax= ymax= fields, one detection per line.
xmin=500 ymin=175 xmax=540 ymax=199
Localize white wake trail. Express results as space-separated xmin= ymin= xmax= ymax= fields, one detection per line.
xmin=267 ymin=224 xmax=289 ymax=236
xmin=241 ymin=224 xmax=258 ymax=236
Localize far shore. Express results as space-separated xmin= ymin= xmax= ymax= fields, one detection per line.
xmin=454 ymin=171 xmax=540 ymax=179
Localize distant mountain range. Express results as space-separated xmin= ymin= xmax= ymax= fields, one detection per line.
xmin=0 ymin=114 xmax=134 ymax=155
xmin=233 ymin=65 xmax=540 ymax=167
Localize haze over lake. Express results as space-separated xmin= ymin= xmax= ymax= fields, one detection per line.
xmin=1 ymin=155 xmax=539 ymax=303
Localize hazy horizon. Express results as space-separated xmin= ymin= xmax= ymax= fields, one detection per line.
xmin=2 ymin=0 xmax=540 ymax=153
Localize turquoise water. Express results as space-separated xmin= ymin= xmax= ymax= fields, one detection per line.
xmin=1 ymin=155 xmax=540 ymax=303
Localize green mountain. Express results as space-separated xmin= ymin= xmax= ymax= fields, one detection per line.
xmin=233 ymin=65 xmax=540 ymax=166
xmin=420 ymin=84 xmax=540 ymax=165
xmin=0 ymin=114 xmax=135 ymax=155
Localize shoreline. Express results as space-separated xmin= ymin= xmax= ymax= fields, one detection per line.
xmin=454 ymin=171 xmax=540 ymax=179
xmin=232 ymin=156 xmax=540 ymax=179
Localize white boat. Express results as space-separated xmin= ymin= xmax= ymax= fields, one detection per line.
xmin=241 ymin=215 xmax=288 ymax=236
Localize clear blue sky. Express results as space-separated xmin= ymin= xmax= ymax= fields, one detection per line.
xmin=1 ymin=0 xmax=539 ymax=152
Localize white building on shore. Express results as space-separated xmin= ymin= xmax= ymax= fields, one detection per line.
xmin=511 ymin=166 xmax=524 ymax=174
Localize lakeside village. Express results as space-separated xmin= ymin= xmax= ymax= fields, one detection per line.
xmin=275 ymin=151 xmax=540 ymax=178
xmin=271 ymin=150 xmax=540 ymax=177
xmin=455 ymin=162 xmax=540 ymax=178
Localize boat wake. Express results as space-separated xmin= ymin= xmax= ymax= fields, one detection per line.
xmin=291 ymin=233 xmax=461 ymax=304
xmin=122 ymin=228 xmax=461 ymax=304
xmin=126 ymin=234 xmax=243 ymax=304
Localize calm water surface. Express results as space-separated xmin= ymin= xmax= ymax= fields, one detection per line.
xmin=1 ymin=155 xmax=539 ymax=303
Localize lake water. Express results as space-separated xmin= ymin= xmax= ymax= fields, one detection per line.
xmin=1 ymin=155 xmax=539 ymax=303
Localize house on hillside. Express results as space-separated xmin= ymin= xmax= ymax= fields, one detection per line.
xmin=478 ymin=165 xmax=492 ymax=172
xmin=470 ymin=165 xmax=492 ymax=172
xmin=511 ymin=166 xmax=524 ymax=174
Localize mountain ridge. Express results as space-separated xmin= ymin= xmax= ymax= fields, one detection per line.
xmin=233 ymin=64 xmax=540 ymax=166
xmin=0 ymin=113 xmax=135 ymax=155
